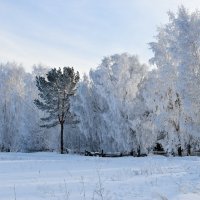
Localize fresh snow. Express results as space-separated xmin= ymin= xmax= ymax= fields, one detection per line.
xmin=0 ymin=153 xmax=200 ymax=200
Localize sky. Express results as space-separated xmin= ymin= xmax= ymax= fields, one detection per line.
xmin=0 ymin=0 xmax=200 ymax=74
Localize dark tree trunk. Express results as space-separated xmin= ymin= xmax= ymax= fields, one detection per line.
xmin=187 ymin=144 xmax=191 ymax=156
xmin=60 ymin=122 xmax=64 ymax=154
xmin=178 ymin=146 xmax=182 ymax=156
xmin=137 ymin=146 xmax=141 ymax=157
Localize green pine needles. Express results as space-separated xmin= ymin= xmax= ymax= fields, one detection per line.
xmin=34 ymin=67 xmax=79 ymax=154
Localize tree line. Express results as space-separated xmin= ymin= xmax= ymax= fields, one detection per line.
xmin=1 ymin=6 xmax=200 ymax=155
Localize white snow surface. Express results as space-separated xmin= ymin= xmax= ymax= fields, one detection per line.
xmin=0 ymin=153 xmax=200 ymax=200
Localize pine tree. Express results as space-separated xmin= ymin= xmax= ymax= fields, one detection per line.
xmin=34 ymin=67 xmax=79 ymax=154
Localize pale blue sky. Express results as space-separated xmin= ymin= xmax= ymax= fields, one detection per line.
xmin=0 ymin=0 xmax=200 ymax=74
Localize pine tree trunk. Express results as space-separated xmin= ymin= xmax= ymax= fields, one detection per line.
xmin=60 ymin=122 xmax=64 ymax=154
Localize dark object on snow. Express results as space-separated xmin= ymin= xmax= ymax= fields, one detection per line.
xmin=102 ymin=152 xmax=122 ymax=157
xmin=138 ymin=153 xmax=147 ymax=157
xmin=84 ymin=150 xmax=136 ymax=157
xmin=153 ymin=143 xmax=167 ymax=156
xmin=178 ymin=146 xmax=182 ymax=156
xmin=187 ymin=144 xmax=191 ymax=156
xmin=84 ymin=150 xmax=102 ymax=156
xmin=153 ymin=151 xmax=167 ymax=156
xmin=137 ymin=146 xmax=141 ymax=157
xmin=154 ymin=143 xmax=164 ymax=151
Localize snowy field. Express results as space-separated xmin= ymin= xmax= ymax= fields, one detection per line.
xmin=0 ymin=153 xmax=200 ymax=200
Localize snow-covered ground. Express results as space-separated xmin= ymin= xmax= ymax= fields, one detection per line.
xmin=0 ymin=153 xmax=200 ymax=200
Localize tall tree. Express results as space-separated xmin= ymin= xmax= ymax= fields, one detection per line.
xmin=34 ymin=67 xmax=79 ymax=154
xmin=72 ymin=54 xmax=147 ymax=152
xmin=148 ymin=6 xmax=200 ymax=152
